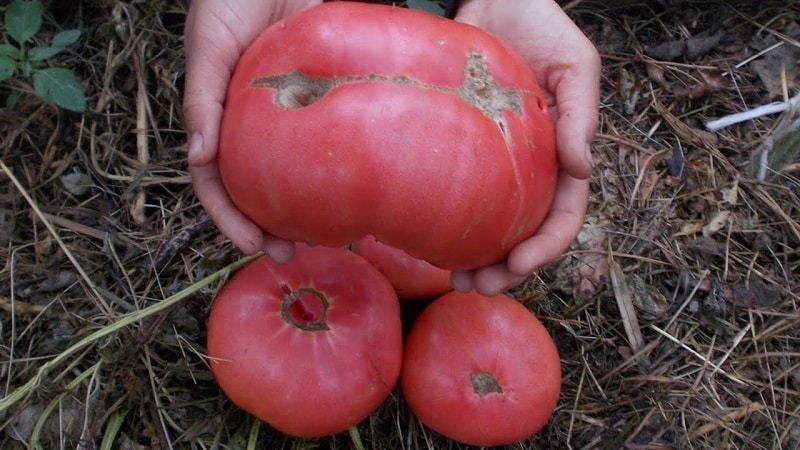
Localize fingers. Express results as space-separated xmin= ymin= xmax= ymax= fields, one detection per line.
xmin=473 ymin=265 xmax=527 ymax=297
xmin=183 ymin=1 xmax=321 ymax=260
xmin=190 ymin=158 xmax=295 ymax=261
xmin=507 ymin=171 xmax=590 ymax=275
xmin=183 ymin=2 xmax=250 ymax=165
xmin=551 ymin=40 xmax=601 ymax=180
xmin=458 ymin=0 xmax=601 ymax=181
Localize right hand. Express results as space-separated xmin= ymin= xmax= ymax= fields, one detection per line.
xmin=183 ymin=0 xmax=322 ymax=260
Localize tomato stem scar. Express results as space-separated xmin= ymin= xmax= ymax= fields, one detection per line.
xmin=281 ymin=287 xmax=330 ymax=332
xmin=470 ymin=370 xmax=503 ymax=396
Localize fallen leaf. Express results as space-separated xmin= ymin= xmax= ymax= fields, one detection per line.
xmin=627 ymin=274 xmax=671 ymax=318
xmin=751 ymin=114 xmax=800 ymax=181
xmin=0 ymin=207 xmax=14 ymax=246
xmin=609 ymin=261 xmax=648 ymax=365
xmin=674 ymin=70 xmax=727 ymax=99
xmin=729 ymin=278 xmax=783 ymax=309
xmin=6 ymin=397 xmax=88 ymax=445
xmin=619 ymin=67 xmax=641 ymax=115
xmin=702 ymin=210 xmax=731 ymax=236
xmin=60 ymin=170 xmax=94 ymax=196
xmin=645 ymin=30 xmax=722 ymax=61
xmin=750 ymin=21 xmax=800 ymax=98
xmin=665 ymin=144 xmax=687 ymax=187
xmin=677 ymin=221 xmax=704 ymax=236
xmin=646 ymin=62 xmax=667 ymax=87
xmin=572 ymin=250 xmax=610 ymax=303
xmin=646 ymin=39 xmax=683 ymax=61
xmin=720 ymin=178 xmax=739 ymax=205
xmin=686 ymin=31 xmax=723 ymax=61
xmin=6 ymin=403 xmax=45 ymax=443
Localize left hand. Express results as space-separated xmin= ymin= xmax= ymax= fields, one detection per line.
xmin=450 ymin=0 xmax=601 ymax=296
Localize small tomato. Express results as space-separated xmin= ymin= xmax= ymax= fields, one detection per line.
xmin=401 ymin=291 xmax=561 ymax=446
xmin=351 ymin=235 xmax=452 ymax=300
xmin=207 ymin=244 xmax=403 ymax=437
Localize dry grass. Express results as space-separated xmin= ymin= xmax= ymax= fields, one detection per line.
xmin=1 ymin=0 xmax=799 ymax=449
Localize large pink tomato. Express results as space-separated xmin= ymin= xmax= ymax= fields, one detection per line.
xmin=401 ymin=291 xmax=562 ymax=446
xmin=206 ymin=244 xmax=402 ymax=437
xmin=219 ymin=2 xmax=557 ymax=270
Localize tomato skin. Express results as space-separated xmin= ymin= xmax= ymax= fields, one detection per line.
xmin=207 ymin=244 xmax=403 ymax=437
xmin=219 ymin=2 xmax=558 ymax=270
xmin=351 ymin=236 xmax=452 ymax=300
xmin=400 ymin=291 xmax=561 ymax=446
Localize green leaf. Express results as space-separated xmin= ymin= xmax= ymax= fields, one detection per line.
xmin=28 ymin=46 xmax=65 ymax=61
xmin=6 ymin=0 xmax=44 ymax=46
xmin=32 ymin=67 xmax=86 ymax=112
xmin=22 ymin=60 xmax=33 ymax=78
xmin=51 ymin=29 xmax=81 ymax=48
xmin=6 ymin=90 xmax=22 ymax=108
xmin=406 ymin=0 xmax=444 ymax=16
xmin=0 ymin=56 xmax=16 ymax=81
xmin=0 ymin=44 xmax=21 ymax=58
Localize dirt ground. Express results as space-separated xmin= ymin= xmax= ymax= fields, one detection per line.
xmin=1 ymin=0 xmax=799 ymax=449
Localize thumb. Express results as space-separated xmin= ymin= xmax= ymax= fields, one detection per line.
xmin=551 ymin=41 xmax=601 ymax=180
xmin=182 ymin=2 xmax=253 ymax=167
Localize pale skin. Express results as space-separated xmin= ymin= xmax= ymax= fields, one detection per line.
xmin=183 ymin=0 xmax=600 ymax=296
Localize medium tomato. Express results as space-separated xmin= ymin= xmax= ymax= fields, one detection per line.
xmin=206 ymin=244 xmax=402 ymax=437
xmin=351 ymin=236 xmax=452 ymax=300
xmin=400 ymin=291 xmax=561 ymax=446
xmin=219 ymin=2 xmax=557 ymax=271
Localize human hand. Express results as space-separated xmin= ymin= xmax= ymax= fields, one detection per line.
xmin=450 ymin=0 xmax=601 ymax=296
xmin=183 ymin=0 xmax=321 ymax=260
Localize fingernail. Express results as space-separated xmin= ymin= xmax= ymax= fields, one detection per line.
xmin=450 ymin=271 xmax=474 ymax=293
xmin=584 ymin=143 xmax=594 ymax=169
xmin=264 ymin=240 xmax=295 ymax=264
xmin=187 ymin=133 xmax=203 ymax=162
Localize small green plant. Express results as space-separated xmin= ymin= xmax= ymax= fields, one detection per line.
xmin=0 ymin=0 xmax=86 ymax=112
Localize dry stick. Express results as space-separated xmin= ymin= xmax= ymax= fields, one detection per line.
xmin=705 ymin=91 xmax=800 ymax=132
xmin=0 ymin=296 xmax=45 ymax=315
xmin=608 ymin=259 xmax=648 ymax=362
xmin=649 ymin=325 xmax=746 ymax=386
xmin=0 ymin=252 xmax=258 ymax=412
xmin=690 ymin=401 xmax=765 ymax=439
xmin=39 ymin=211 xmax=143 ymax=249
xmin=0 ymin=160 xmax=113 ymax=315
xmin=132 ymin=43 xmax=150 ymax=225
xmin=627 ymin=148 xmax=671 ymax=211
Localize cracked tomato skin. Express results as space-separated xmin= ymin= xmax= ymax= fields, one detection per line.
xmin=401 ymin=291 xmax=562 ymax=446
xmin=351 ymin=235 xmax=452 ymax=300
xmin=206 ymin=244 xmax=403 ymax=437
xmin=219 ymin=2 xmax=557 ymax=270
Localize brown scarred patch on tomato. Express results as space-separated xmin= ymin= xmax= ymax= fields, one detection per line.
xmin=470 ymin=370 xmax=503 ymax=397
xmin=251 ymin=52 xmax=532 ymax=131
xmin=281 ymin=287 xmax=331 ymax=332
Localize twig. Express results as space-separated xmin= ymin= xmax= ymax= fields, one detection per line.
xmin=705 ymin=92 xmax=800 ymax=132
xmin=650 ymin=325 xmax=746 ymax=386
xmin=131 ymin=42 xmax=150 ymax=225
xmin=608 ymin=260 xmax=648 ymax=360
xmin=1 ymin=159 xmax=114 ymax=316
xmin=690 ymin=402 xmax=765 ymax=438
xmin=39 ymin=212 xmax=143 ymax=249
xmin=0 ymin=297 xmax=45 ymax=315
